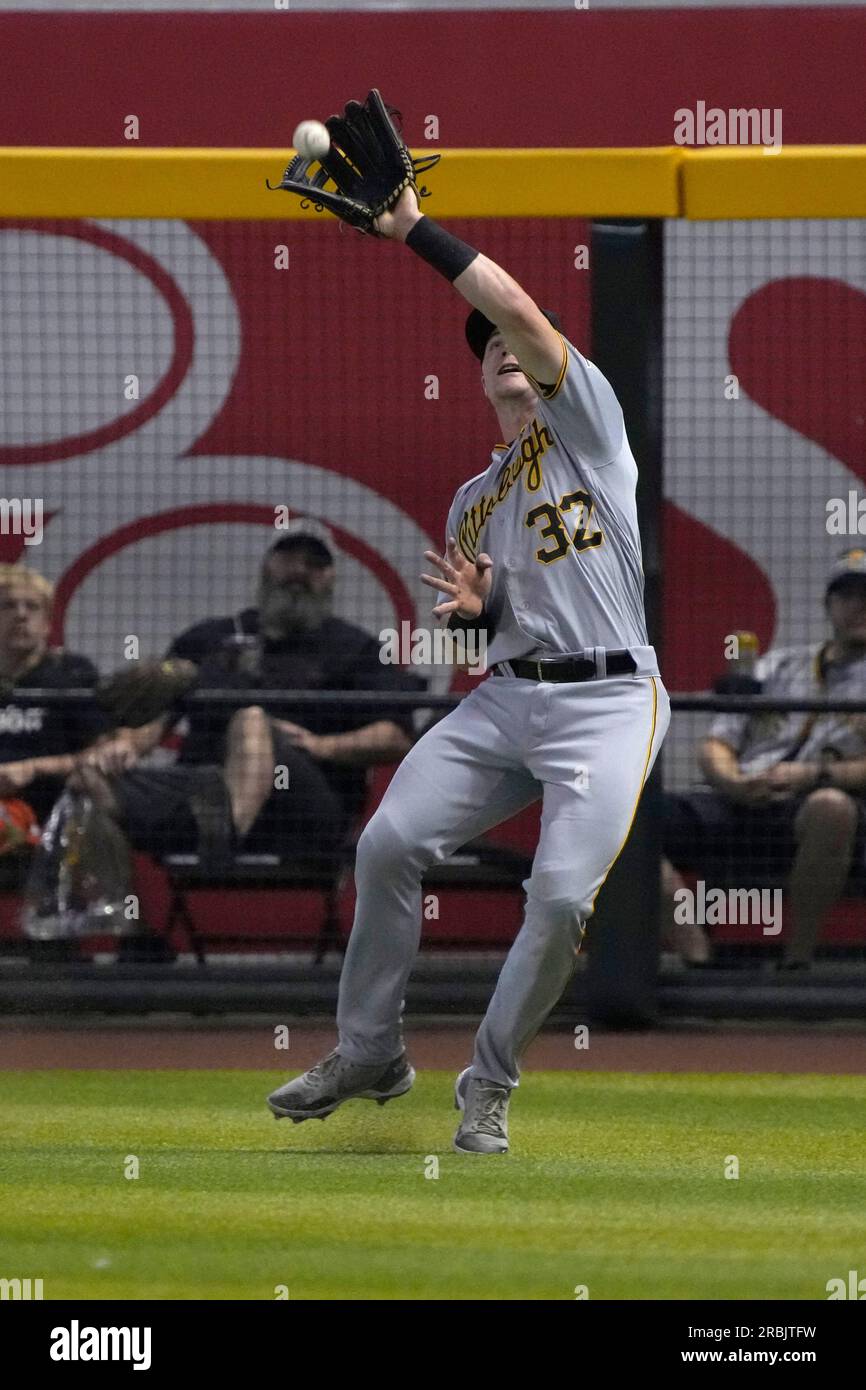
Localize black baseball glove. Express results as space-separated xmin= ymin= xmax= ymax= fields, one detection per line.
xmin=268 ymin=89 xmax=440 ymax=236
xmin=95 ymin=658 xmax=199 ymax=729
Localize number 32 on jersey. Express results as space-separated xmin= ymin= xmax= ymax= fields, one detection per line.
xmin=525 ymin=490 xmax=604 ymax=564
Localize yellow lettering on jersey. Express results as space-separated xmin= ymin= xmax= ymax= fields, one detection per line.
xmin=525 ymin=488 xmax=604 ymax=565
xmin=517 ymin=419 xmax=552 ymax=492
xmin=455 ymin=417 xmax=554 ymax=559
xmin=560 ymin=489 xmax=604 ymax=553
xmin=456 ymin=514 xmax=476 ymax=563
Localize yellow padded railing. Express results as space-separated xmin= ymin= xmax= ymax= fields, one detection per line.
xmin=0 ymin=146 xmax=864 ymax=220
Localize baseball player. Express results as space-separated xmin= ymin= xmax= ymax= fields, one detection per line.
xmin=268 ymin=114 xmax=670 ymax=1153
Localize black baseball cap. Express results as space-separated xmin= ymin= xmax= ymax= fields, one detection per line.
xmin=826 ymin=548 xmax=866 ymax=596
xmin=465 ymin=307 xmax=563 ymax=361
xmin=267 ymin=519 xmax=335 ymax=568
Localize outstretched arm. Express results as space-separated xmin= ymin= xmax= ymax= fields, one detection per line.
xmin=376 ymin=188 xmax=562 ymax=384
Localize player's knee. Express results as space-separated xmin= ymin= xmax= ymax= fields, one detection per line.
xmin=355 ymin=810 xmax=424 ymax=884
xmin=526 ymin=867 xmax=591 ymax=926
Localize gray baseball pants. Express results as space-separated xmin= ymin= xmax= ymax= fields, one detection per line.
xmin=336 ymin=668 xmax=669 ymax=1088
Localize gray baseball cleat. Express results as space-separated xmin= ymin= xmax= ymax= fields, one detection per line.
xmin=453 ymin=1067 xmax=510 ymax=1154
xmin=267 ymin=1049 xmax=415 ymax=1123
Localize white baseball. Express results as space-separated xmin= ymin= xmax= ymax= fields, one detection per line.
xmin=293 ymin=120 xmax=331 ymax=161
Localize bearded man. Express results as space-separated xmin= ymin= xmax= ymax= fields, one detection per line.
xmin=92 ymin=523 xmax=421 ymax=865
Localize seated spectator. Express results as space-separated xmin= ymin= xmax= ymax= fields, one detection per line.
xmin=0 ymin=565 xmax=115 ymax=868
xmin=662 ymin=549 xmax=866 ymax=969
xmin=84 ymin=522 xmax=423 ymax=867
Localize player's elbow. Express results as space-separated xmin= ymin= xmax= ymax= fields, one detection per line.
xmin=493 ymin=287 xmax=541 ymax=334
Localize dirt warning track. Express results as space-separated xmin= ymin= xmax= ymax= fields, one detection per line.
xmin=1 ymin=1024 xmax=865 ymax=1072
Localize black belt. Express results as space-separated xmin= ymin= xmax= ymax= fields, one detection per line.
xmin=493 ymin=651 xmax=637 ymax=683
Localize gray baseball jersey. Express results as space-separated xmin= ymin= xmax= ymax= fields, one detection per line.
xmin=443 ymin=333 xmax=656 ymax=669
xmin=710 ymin=643 xmax=866 ymax=775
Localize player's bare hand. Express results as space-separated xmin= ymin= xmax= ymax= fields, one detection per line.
xmin=374 ymin=185 xmax=423 ymax=241
xmin=421 ymin=537 xmax=493 ymax=621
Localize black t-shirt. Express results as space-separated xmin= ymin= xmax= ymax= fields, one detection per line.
xmin=0 ymin=650 xmax=107 ymax=764
xmin=169 ymin=611 xmax=425 ymax=821
xmin=0 ymin=650 xmax=109 ymax=821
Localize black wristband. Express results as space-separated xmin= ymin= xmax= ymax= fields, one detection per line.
xmin=405 ymin=217 xmax=479 ymax=283
xmin=447 ymin=611 xmax=491 ymax=637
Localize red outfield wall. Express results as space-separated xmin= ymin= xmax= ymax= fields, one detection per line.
xmin=1 ymin=9 xmax=865 ymax=147
xmin=1 ymin=9 xmax=865 ymax=948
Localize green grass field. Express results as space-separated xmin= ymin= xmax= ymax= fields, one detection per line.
xmin=1 ymin=1069 xmax=864 ymax=1300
